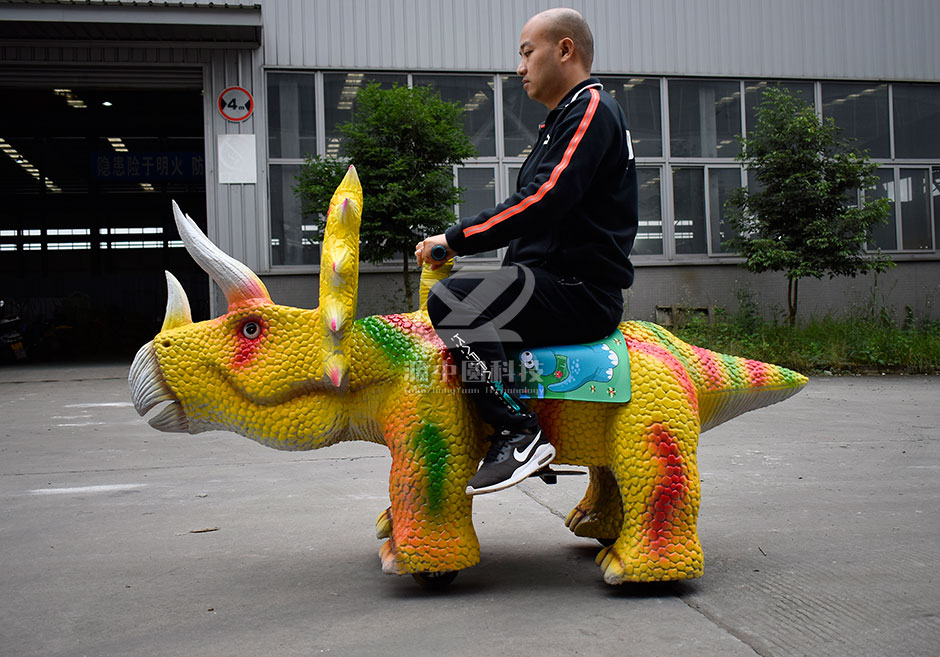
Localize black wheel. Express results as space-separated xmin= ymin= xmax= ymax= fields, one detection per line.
xmin=597 ymin=537 xmax=615 ymax=547
xmin=412 ymin=570 xmax=459 ymax=589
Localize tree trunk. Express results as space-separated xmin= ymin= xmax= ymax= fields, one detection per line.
xmin=787 ymin=277 xmax=800 ymax=327
xmin=402 ymin=252 xmax=413 ymax=309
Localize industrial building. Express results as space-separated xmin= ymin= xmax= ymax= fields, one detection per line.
xmin=1 ymin=0 xmax=938 ymax=359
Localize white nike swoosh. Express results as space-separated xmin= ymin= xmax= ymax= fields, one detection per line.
xmin=513 ymin=431 xmax=542 ymax=462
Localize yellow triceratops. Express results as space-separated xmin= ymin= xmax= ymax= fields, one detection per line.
xmin=130 ymin=166 xmax=807 ymax=586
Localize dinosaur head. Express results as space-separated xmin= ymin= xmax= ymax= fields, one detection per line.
xmin=129 ymin=166 xmax=366 ymax=449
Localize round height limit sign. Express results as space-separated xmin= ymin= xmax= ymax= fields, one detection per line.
xmin=218 ymin=86 xmax=253 ymax=122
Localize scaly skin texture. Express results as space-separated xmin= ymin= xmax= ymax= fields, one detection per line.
xmin=131 ymin=169 xmax=808 ymax=584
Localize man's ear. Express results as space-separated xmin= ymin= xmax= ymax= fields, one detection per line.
xmin=559 ymin=37 xmax=574 ymax=62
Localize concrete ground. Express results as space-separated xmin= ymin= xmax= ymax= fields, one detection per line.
xmin=0 ymin=364 xmax=938 ymax=657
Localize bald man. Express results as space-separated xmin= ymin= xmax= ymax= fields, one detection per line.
xmin=416 ymin=8 xmax=638 ymax=495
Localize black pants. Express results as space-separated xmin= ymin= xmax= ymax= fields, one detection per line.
xmin=426 ymin=265 xmax=623 ymax=432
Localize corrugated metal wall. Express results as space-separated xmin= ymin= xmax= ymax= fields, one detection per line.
xmin=5 ymin=0 xmax=939 ymax=321
xmin=258 ymin=0 xmax=940 ymax=82
xmin=204 ymin=47 xmax=267 ymax=274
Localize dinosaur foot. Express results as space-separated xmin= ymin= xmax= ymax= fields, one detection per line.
xmin=565 ymin=506 xmax=618 ymax=544
xmin=376 ymin=507 xmax=392 ymax=539
xmin=564 ymin=506 xmax=587 ymax=530
xmin=379 ymin=539 xmax=404 ymax=574
xmin=595 ymin=543 xmax=704 ymax=585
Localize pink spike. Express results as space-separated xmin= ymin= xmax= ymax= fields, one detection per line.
xmin=330 ymin=317 xmax=338 ymax=332
xmin=328 ymin=365 xmax=343 ymax=387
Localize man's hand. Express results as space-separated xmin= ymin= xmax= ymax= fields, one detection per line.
xmin=415 ymin=234 xmax=455 ymax=270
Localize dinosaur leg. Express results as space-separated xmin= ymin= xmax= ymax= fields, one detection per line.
xmin=598 ymin=361 xmax=704 ymax=584
xmin=381 ymin=408 xmax=481 ymax=575
xmin=565 ymin=466 xmax=623 ymax=543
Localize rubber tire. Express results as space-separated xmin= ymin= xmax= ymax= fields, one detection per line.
xmin=411 ymin=570 xmax=459 ymax=589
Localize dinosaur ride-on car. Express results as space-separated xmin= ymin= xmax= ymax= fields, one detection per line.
xmin=129 ymin=166 xmax=807 ymax=587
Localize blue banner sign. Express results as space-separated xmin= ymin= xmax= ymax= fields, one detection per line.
xmin=91 ymin=152 xmax=205 ymax=180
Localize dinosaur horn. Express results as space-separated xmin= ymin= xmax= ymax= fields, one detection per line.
xmin=171 ymin=200 xmax=271 ymax=310
xmin=161 ymin=271 xmax=193 ymax=331
xmin=318 ymin=165 xmax=363 ymax=388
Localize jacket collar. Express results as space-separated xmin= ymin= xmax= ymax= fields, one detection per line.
xmin=551 ymin=77 xmax=603 ymax=113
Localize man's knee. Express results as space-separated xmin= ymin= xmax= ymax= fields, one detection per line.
xmin=427 ymin=267 xmax=528 ymax=330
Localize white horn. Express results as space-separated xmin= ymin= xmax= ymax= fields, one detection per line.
xmin=171 ymin=200 xmax=271 ymax=309
xmin=161 ymin=271 xmax=193 ymax=331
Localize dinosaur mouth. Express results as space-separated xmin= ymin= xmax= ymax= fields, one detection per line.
xmin=129 ymin=342 xmax=190 ymax=433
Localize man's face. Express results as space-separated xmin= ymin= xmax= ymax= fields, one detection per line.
xmin=516 ymin=18 xmax=564 ymax=109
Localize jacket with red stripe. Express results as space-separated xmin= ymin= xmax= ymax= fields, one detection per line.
xmin=445 ymin=77 xmax=638 ymax=291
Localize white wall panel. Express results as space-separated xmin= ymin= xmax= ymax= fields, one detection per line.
xmin=256 ymin=0 xmax=940 ymax=82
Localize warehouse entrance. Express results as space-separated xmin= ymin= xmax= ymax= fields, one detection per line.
xmin=0 ymin=68 xmax=208 ymax=362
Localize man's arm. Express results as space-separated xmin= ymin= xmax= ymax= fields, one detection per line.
xmin=445 ymin=87 xmax=617 ymax=255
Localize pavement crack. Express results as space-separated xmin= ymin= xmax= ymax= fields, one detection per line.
xmin=679 ymin=595 xmax=771 ymax=657
xmin=516 ymin=484 xmax=567 ymax=519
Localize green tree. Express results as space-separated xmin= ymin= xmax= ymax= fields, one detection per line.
xmin=726 ymin=86 xmax=893 ymax=325
xmin=295 ymin=83 xmax=475 ymax=305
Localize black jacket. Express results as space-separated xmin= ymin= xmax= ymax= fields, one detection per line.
xmin=445 ymin=78 xmax=638 ymax=291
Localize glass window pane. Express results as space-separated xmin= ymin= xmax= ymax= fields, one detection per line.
xmin=600 ymin=77 xmax=662 ymax=157
xmin=668 ymin=80 xmax=741 ymax=158
xmin=709 ymin=168 xmax=742 ymax=254
xmin=507 ymin=165 xmax=520 ymax=194
xmin=270 ymin=164 xmax=318 ymax=266
xmin=821 ymin=82 xmax=890 ymax=159
xmin=672 ymin=167 xmax=707 ymax=254
xmin=457 ymin=167 xmax=498 ymax=258
xmin=899 ymin=168 xmax=932 ymax=250
xmin=893 ymin=84 xmax=940 ymax=159
xmin=867 ymin=168 xmax=897 ymax=251
xmin=414 ymin=74 xmax=495 ymax=157
xmin=267 ymin=72 xmax=316 ymax=159
xmin=634 ymin=166 xmax=663 ymax=255
xmin=502 ymin=74 xmax=544 ymax=158
xmin=934 ymin=168 xmax=940 ymax=251
xmin=323 ymin=73 xmax=407 ymax=157
xmin=744 ymin=80 xmax=815 ymax=136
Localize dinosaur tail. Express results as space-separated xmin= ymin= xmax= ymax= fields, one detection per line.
xmin=694 ymin=355 xmax=808 ymax=432
xmin=624 ymin=321 xmax=809 ymax=433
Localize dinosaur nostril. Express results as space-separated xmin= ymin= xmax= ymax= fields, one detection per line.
xmin=162 ymin=340 xmax=171 ymax=348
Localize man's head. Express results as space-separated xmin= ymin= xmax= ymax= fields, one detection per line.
xmin=516 ymin=8 xmax=594 ymax=109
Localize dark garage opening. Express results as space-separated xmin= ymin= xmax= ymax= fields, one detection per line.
xmin=0 ymin=83 xmax=209 ymax=363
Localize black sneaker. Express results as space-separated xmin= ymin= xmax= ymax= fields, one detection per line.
xmin=465 ymin=425 xmax=555 ymax=496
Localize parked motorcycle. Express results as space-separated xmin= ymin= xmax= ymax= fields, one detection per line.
xmin=0 ymin=299 xmax=27 ymax=361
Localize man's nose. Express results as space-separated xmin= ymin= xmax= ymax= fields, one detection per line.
xmin=516 ymin=59 xmax=526 ymax=76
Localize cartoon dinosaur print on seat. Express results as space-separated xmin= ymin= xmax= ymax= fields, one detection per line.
xmin=518 ymin=341 xmax=621 ymax=396
xmin=129 ymin=166 xmax=808 ymax=586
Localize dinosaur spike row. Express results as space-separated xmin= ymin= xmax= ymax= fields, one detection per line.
xmin=318 ymin=166 xmax=364 ymax=380
xmin=161 ymin=271 xmax=193 ymax=332
xmin=171 ymin=200 xmax=271 ymax=311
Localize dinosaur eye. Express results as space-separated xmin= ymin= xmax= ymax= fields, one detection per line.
xmin=240 ymin=320 xmax=262 ymax=340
